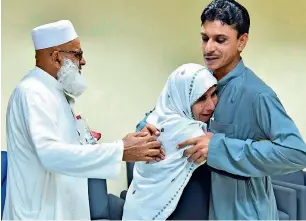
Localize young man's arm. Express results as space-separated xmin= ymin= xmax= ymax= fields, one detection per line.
xmin=207 ymin=92 xmax=306 ymax=177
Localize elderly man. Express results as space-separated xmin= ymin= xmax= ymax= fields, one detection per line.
xmin=3 ymin=20 xmax=163 ymax=220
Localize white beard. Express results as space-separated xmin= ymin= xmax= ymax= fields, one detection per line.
xmin=57 ymin=58 xmax=87 ymax=97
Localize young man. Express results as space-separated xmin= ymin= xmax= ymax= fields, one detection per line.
xmin=138 ymin=0 xmax=306 ymax=219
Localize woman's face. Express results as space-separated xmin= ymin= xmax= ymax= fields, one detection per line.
xmin=191 ymin=86 xmax=218 ymax=122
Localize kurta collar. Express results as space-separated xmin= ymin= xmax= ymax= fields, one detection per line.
xmin=217 ymin=59 xmax=245 ymax=93
xmin=31 ymin=66 xmax=63 ymax=90
xmin=31 ymin=66 xmax=76 ymax=104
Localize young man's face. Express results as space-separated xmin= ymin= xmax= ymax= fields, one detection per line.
xmin=200 ymin=20 xmax=248 ymax=79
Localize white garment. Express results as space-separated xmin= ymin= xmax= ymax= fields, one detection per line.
xmin=122 ymin=63 xmax=217 ymax=220
xmin=3 ymin=67 xmax=124 ymax=220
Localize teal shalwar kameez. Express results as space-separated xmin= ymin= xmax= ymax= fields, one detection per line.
xmin=206 ymin=59 xmax=306 ymax=219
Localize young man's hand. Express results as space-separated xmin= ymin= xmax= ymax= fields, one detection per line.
xmin=177 ymin=132 xmax=214 ymax=164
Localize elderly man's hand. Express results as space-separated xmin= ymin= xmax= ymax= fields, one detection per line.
xmin=122 ymin=132 xmax=165 ymax=162
xmin=177 ymin=132 xmax=214 ymax=164
xmin=140 ymin=124 xmax=165 ymax=161
xmin=141 ymin=124 xmax=160 ymax=136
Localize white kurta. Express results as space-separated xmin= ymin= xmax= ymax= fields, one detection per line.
xmin=3 ymin=67 xmax=124 ymax=220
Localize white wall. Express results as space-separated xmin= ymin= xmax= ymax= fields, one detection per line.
xmin=2 ymin=0 xmax=306 ymax=196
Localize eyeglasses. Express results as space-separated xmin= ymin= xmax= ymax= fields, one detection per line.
xmin=50 ymin=50 xmax=83 ymax=60
xmin=59 ymin=50 xmax=83 ymax=60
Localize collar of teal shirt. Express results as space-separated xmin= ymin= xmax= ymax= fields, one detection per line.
xmin=216 ymin=58 xmax=246 ymax=95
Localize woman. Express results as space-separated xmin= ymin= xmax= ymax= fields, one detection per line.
xmin=122 ymin=63 xmax=217 ymax=220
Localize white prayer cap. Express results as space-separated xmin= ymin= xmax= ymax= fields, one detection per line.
xmin=31 ymin=20 xmax=78 ymax=50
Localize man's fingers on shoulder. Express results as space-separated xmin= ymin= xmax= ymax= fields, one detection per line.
xmin=147 ymin=124 xmax=160 ymax=136
xmin=144 ymin=156 xmax=155 ymax=162
xmin=147 ymin=141 xmax=162 ymax=148
xmin=195 ymin=156 xmax=206 ymax=165
xmin=140 ymin=127 xmax=150 ymax=134
xmin=146 ymin=136 xmax=157 ymax=142
xmin=147 ymin=149 xmax=161 ymax=157
xmin=134 ymin=132 xmax=149 ymax=137
xmin=161 ymin=148 xmax=166 ymax=156
xmin=177 ymin=140 xmax=189 ymax=149
xmin=142 ymin=124 xmax=160 ymax=136
xmin=159 ymin=152 xmax=165 ymax=160
xmin=177 ymin=138 xmax=197 ymax=149
xmin=183 ymin=146 xmax=197 ymax=156
xmin=190 ymin=150 xmax=202 ymax=162
xmin=155 ymin=157 xmax=161 ymax=162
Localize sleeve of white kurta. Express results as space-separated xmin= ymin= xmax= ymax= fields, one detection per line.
xmin=207 ymin=92 xmax=306 ymax=177
xmin=19 ymin=88 xmax=124 ymax=179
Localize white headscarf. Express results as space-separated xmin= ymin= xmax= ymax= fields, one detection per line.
xmin=147 ymin=63 xmax=217 ymax=149
xmin=123 ymin=63 xmax=217 ymax=221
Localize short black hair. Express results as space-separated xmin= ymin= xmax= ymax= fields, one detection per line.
xmin=201 ymin=0 xmax=250 ymax=37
